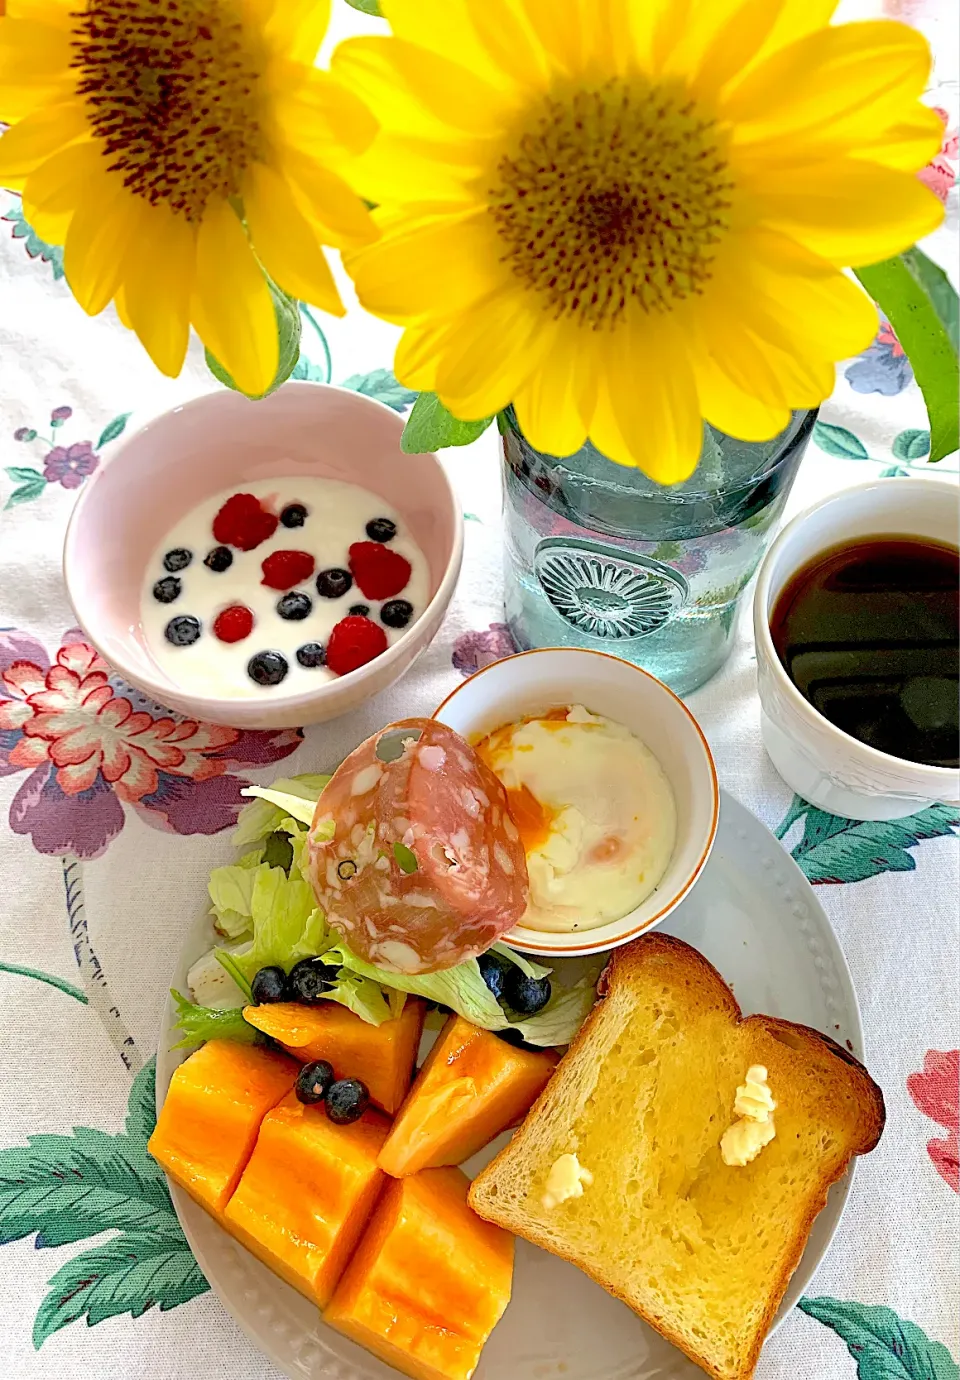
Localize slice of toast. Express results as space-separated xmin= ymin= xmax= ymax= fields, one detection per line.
xmin=468 ymin=934 xmax=884 ymax=1380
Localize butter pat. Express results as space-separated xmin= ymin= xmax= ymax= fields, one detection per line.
xmin=542 ymin=1153 xmax=593 ymax=1209
xmin=721 ymin=1065 xmax=777 ymax=1167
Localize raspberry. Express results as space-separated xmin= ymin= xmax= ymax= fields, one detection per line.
xmin=212 ymin=493 xmax=278 ymax=551
xmin=348 ymin=541 xmax=412 ymax=600
xmin=213 ymin=604 xmax=254 ymax=643
xmin=326 ymin=616 xmax=388 ymax=677
xmin=261 ymin=550 xmax=315 ymax=590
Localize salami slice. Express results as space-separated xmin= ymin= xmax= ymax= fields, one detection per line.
xmin=305 ymin=718 xmax=529 ymax=974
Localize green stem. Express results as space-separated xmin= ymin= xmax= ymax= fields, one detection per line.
xmin=0 ymin=960 xmax=89 ymax=1004
xmin=300 ymin=305 xmax=333 ymax=383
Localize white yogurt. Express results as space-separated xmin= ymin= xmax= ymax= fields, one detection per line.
xmin=140 ymin=477 xmax=429 ymax=697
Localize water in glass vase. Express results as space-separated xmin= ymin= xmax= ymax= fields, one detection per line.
xmin=500 ymin=411 xmax=815 ymax=696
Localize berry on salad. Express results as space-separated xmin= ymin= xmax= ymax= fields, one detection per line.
xmin=213 ymin=604 xmax=254 ymax=643
xmin=247 ymin=650 xmax=288 ymax=686
xmin=504 ymin=970 xmax=552 ymax=1015
xmin=316 ymin=567 xmax=353 ymax=599
xmin=296 ymin=1059 xmax=335 ymax=1106
xmin=163 ymin=548 xmax=192 ymax=572
xmin=349 ymin=541 xmax=412 ymax=601
xmin=296 ymin=642 xmax=326 ymax=668
xmin=251 ymin=965 xmax=287 ymax=1004
xmin=325 ymin=1078 xmax=370 ymax=1125
xmin=349 ymin=603 xmax=370 ymax=617
xmin=287 ymin=956 xmax=334 ymax=1003
xmin=153 ymin=576 xmax=181 ymax=604
xmin=276 ymin=591 xmax=312 ymax=621
xmin=380 ymin=599 xmax=414 ymax=629
xmin=261 ymin=549 xmax=315 ymax=591
xmin=204 ymin=545 xmax=233 ymax=572
xmin=280 ymin=502 xmax=308 ymax=529
xmin=212 ymin=492 xmax=278 ymax=550
xmin=326 ymin=616 xmax=387 ymax=677
xmin=477 ymin=952 xmax=507 ymax=1003
xmin=164 ymin=615 xmax=201 ymax=646
xmin=365 ymin=517 xmax=397 ymax=543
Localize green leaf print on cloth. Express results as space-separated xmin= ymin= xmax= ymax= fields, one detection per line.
xmin=0 ymin=1059 xmax=208 ymax=1346
xmin=775 ymin=796 xmax=960 ymax=884
xmin=1 ymin=199 xmax=65 ymax=280
xmin=800 ymin=1298 xmax=959 ymax=1379
xmin=813 ymin=421 xmax=870 ymax=459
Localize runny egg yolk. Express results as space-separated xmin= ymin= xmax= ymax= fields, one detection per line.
xmin=504 ymin=783 xmax=557 ymax=854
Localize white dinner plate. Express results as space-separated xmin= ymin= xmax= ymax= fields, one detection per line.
xmin=156 ymin=790 xmax=866 ymax=1380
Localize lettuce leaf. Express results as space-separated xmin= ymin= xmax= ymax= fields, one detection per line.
xmin=214 ymin=948 xmax=254 ymax=1003
xmin=505 ymin=976 xmax=598 ymax=1046
xmin=490 ymin=942 xmax=551 ymax=980
xmin=323 ymin=972 xmax=395 ymax=1026
xmin=207 ymin=861 xmax=260 ymax=938
xmin=170 ymin=990 xmax=256 ymax=1049
xmin=232 ymin=774 xmax=329 ymax=847
xmin=240 ymin=783 xmax=324 ymax=831
xmin=229 ymin=866 xmax=333 ymax=982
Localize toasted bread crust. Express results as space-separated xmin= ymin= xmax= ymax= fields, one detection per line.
xmin=469 ymin=933 xmax=885 ymax=1380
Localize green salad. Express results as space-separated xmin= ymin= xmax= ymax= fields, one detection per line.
xmin=175 ymin=774 xmax=599 ymax=1050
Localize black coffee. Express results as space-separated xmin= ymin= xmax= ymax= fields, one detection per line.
xmin=770 ymin=536 xmax=959 ymax=767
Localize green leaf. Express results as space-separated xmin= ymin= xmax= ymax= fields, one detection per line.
xmin=5 ymin=466 xmax=44 ymax=483
xmin=400 ymin=392 xmax=494 ymax=453
xmin=892 ymin=428 xmax=931 ymax=461
xmin=1 ymin=200 xmax=64 ymax=280
xmin=124 ymin=1061 xmax=161 ymax=1146
xmin=0 ymin=959 xmax=87 ymax=1004
xmin=232 ymin=772 xmax=329 ymax=848
xmin=799 ymin=1297 xmax=959 ymax=1380
xmin=16 ymin=429 xmax=38 ymax=443
xmin=856 ymin=250 xmax=959 ymax=463
xmin=206 ymin=279 xmax=302 ymax=399
xmin=340 ymin=368 xmax=418 ymax=412
xmin=33 ymin=1233 xmax=208 ymax=1348
xmin=214 ymin=950 xmax=254 ymax=1003
xmin=96 ymin=413 xmax=130 ymax=448
xmin=812 ymin=422 xmax=869 ymax=460
xmin=170 ymin=990 xmax=256 ymax=1049
xmin=880 ymin=465 xmax=909 ymax=477
xmin=240 ymin=783 xmax=319 ymax=829
xmin=5 ymin=476 xmax=48 ymax=508
xmin=50 ymin=416 xmax=65 ymax=429
xmin=344 ymin=0 xmax=382 ymax=12
xmin=777 ymin=796 xmax=959 ymax=884
xmin=393 ymin=841 xmax=419 ymax=873
xmin=291 ymin=355 xmax=327 ymax=382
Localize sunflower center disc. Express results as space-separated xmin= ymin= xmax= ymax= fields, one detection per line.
xmin=488 ymin=79 xmax=733 ymax=326
xmin=70 ymin=0 xmax=264 ymax=219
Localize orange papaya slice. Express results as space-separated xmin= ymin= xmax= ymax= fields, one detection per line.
xmin=223 ymin=1092 xmax=389 ymax=1308
xmin=378 ymin=1015 xmax=558 ymax=1177
xmin=242 ymin=999 xmax=425 ymax=1114
xmin=325 ymin=1167 xmax=514 ymax=1380
xmin=147 ymin=1039 xmax=297 ymax=1219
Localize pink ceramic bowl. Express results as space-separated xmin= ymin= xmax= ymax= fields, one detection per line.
xmin=63 ymin=382 xmax=464 ymax=729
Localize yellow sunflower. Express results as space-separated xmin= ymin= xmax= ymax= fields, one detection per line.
xmin=334 ymin=0 xmax=944 ymax=481
xmin=0 ymin=0 xmax=379 ymax=394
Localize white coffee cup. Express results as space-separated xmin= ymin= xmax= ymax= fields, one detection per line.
xmin=754 ymin=477 xmax=959 ymax=821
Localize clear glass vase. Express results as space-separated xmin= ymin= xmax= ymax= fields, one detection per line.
xmin=500 ymin=409 xmax=816 ymax=696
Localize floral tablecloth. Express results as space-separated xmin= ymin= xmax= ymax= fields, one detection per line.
xmin=1 ymin=5 xmax=958 ymax=1378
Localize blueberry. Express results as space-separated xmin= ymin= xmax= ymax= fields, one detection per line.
xmin=380 ymin=599 xmax=414 ymax=629
xmin=325 ymin=1078 xmax=370 ymax=1125
xmin=316 ymin=567 xmax=353 ymax=599
xmin=280 ymin=503 xmax=308 ymax=529
xmin=153 ymin=576 xmax=181 ymax=604
xmin=276 ymin=591 xmax=312 ymax=621
xmin=287 ymin=956 xmax=334 ymax=1004
xmin=164 ymin=615 xmax=201 ymax=646
xmin=296 ymin=642 xmax=326 ymax=669
xmin=295 ymin=1059 xmax=335 ymax=1105
xmin=204 ymin=545 xmax=233 ymax=573
xmin=163 ymin=548 xmax=192 ymax=572
xmin=262 ymin=830 xmax=294 ymax=873
xmin=365 ymin=517 xmax=397 ymax=543
xmin=504 ymin=970 xmax=552 ymax=1015
xmin=349 ymin=603 xmax=370 ymax=617
xmin=251 ymin=965 xmax=287 ymax=1004
xmin=477 ymin=952 xmax=507 ymax=1003
xmin=495 ymin=1028 xmax=541 ymax=1052
xmin=247 ymin=650 xmax=288 ymax=686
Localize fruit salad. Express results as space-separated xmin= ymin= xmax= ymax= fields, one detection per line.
xmin=140 ymin=478 xmax=429 ymax=696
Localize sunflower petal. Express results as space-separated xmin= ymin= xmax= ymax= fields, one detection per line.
xmin=755 ymin=157 xmax=944 ymax=265
xmin=512 ymin=320 xmax=589 ymax=457
xmin=380 ymin=0 xmax=530 ymax=91
xmin=519 ymin=0 xmax=589 ymax=74
xmin=434 ymin=291 xmax=556 ymax=417
xmin=747 ymin=0 xmax=838 ymax=67
xmin=64 ymin=173 xmax=145 ymax=316
xmin=21 ymin=139 xmax=102 ymax=240
xmin=0 ymin=100 xmax=88 ymax=178
xmin=244 ymin=160 xmax=344 ymax=315
xmin=694 ymin=351 xmax=793 ymax=442
xmin=733 ymin=101 xmax=945 ymax=175
xmin=469 ymin=0 xmax=551 ymax=88
xmin=121 ymin=202 xmax=195 ymax=377
xmin=264 ymin=0 xmax=330 ymax=65
xmin=279 ymin=148 xmax=379 ymax=249
xmin=0 ymin=18 xmax=72 ymax=120
xmin=271 ymin=68 xmax=378 ymax=161
xmin=340 ymin=130 xmax=489 ymax=204
xmin=697 ymin=294 xmax=835 ymax=409
xmin=191 ymin=199 xmax=279 ymax=398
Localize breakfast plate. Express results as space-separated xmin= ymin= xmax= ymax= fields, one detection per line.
xmin=156 ymin=788 xmax=864 ymax=1380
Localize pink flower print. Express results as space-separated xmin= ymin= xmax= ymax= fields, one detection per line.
xmin=919 ymin=106 xmax=959 ymax=204
xmin=42 ymin=441 xmax=99 ymax=490
xmin=50 ymin=405 xmax=72 ymax=422
xmin=452 ymin=624 xmax=518 ymax=677
xmin=907 ymin=1049 xmax=959 ymax=1193
xmin=0 ymin=630 xmax=302 ymax=858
